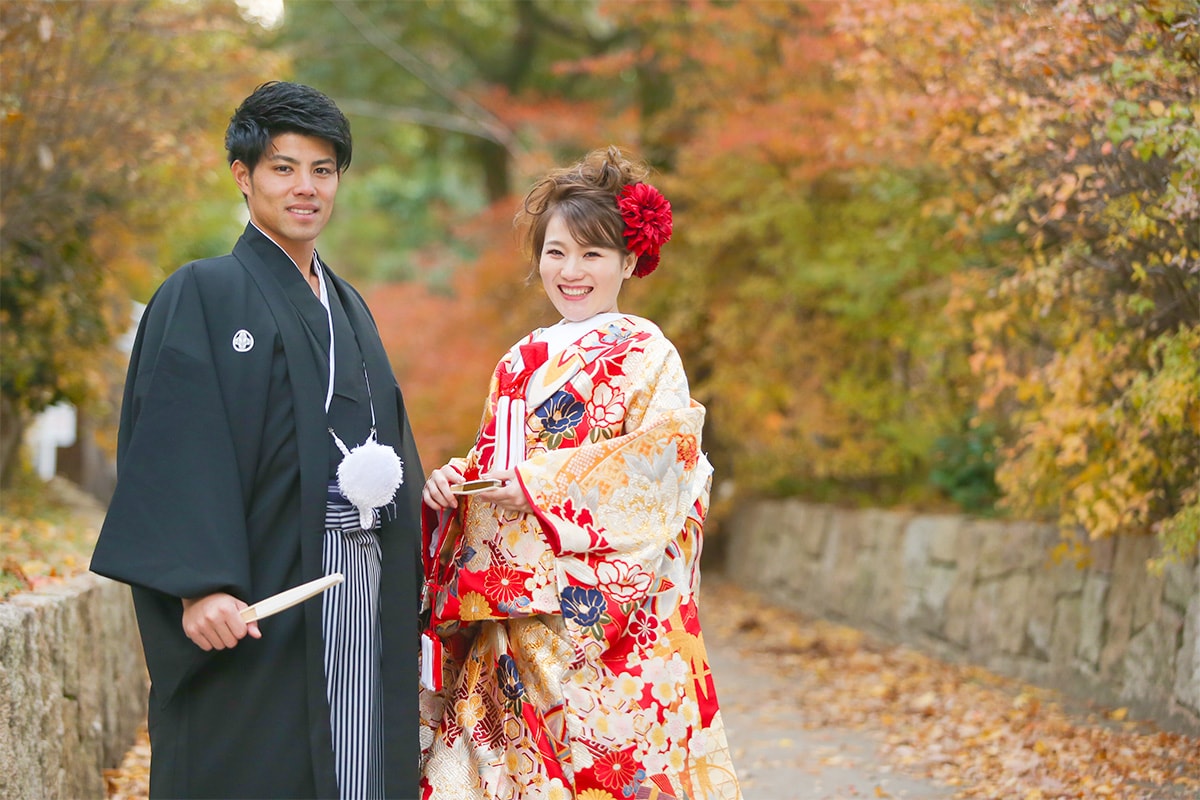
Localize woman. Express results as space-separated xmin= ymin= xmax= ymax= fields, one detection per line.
xmin=419 ymin=147 xmax=741 ymax=799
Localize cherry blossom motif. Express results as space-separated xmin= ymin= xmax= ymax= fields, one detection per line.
xmin=627 ymin=607 xmax=659 ymax=647
xmin=596 ymin=560 xmax=653 ymax=604
xmin=586 ymin=383 xmax=627 ymax=429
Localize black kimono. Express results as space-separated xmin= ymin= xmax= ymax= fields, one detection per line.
xmin=91 ymin=224 xmax=423 ymax=799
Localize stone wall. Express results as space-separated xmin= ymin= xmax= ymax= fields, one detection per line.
xmin=0 ymin=573 xmax=146 ymax=800
xmin=722 ymin=500 xmax=1199 ymax=733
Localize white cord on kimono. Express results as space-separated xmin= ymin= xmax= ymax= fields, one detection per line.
xmin=318 ymin=263 xmax=403 ymax=530
xmin=493 ymin=394 xmax=528 ymax=471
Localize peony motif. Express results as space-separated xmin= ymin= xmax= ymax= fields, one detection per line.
xmin=670 ymin=432 xmax=700 ymax=470
xmin=561 ymin=585 xmax=606 ymax=627
xmin=498 ymin=654 xmax=525 ymax=701
xmin=585 ymin=383 xmax=626 ymax=429
xmin=617 ymin=182 xmax=672 ymax=277
xmin=596 ymin=560 xmax=653 ymax=604
xmin=536 ymin=389 xmax=586 ymax=436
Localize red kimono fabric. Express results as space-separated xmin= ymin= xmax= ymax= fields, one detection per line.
xmin=420 ymin=316 xmax=741 ymax=799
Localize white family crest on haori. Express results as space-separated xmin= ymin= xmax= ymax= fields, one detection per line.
xmin=329 ymin=428 xmax=404 ymax=529
xmin=232 ymin=329 xmax=254 ymax=352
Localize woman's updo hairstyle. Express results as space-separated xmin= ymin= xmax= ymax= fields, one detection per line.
xmin=517 ymin=146 xmax=651 ymax=268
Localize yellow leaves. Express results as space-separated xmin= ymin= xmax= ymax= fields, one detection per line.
xmin=104 ymin=723 xmax=150 ymax=800
xmin=703 ymin=581 xmax=1200 ymax=800
xmin=0 ymin=474 xmax=102 ymax=600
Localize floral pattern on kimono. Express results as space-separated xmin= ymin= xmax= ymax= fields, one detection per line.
xmin=419 ymin=316 xmax=741 ymax=800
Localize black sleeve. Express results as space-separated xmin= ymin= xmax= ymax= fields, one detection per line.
xmin=91 ymin=267 xmax=252 ymax=601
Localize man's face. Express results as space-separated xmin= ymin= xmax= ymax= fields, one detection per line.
xmin=231 ymin=132 xmax=339 ymax=265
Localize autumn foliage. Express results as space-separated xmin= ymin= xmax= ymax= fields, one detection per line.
xmin=558 ymin=0 xmax=1196 ymax=562
xmin=0 ymin=0 xmax=282 ymax=485
xmin=829 ymin=0 xmax=1199 ymax=562
xmin=4 ymin=1 xmax=1195 ymax=564
xmin=357 ymin=0 xmax=1197 ymax=563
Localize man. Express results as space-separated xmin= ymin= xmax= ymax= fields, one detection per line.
xmin=91 ymin=81 xmax=422 ymax=799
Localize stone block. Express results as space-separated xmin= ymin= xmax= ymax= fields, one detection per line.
xmin=968 ymin=572 xmax=1033 ymax=657
xmin=942 ymin=579 xmax=975 ymax=649
xmin=1163 ymin=555 xmax=1198 ymax=613
xmin=1087 ymin=534 xmax=1117 ymax=574
xmin=1121 ymin=607 xmax=1182 ymax=706
xmin=866 ymin=516 xmax=908 ymax=632
xmin=1050 ymin=594 xmax=1082 ymax=666
xmin=789 ymin=500 xmax=831 ymax=559
xmin=1023 ymin=568 xmax=1058 ymax=661
xmin=0 ymin=575 xmax=146 ymax=800
xmin=899 ymin=514 xmax=961 ymax=566
xmin=976 ymin=521 xmax=1048 ymax=580
xmin=726 ymin=502 xmax=776 ymax=587
xmin=918 ymin=564 xmax=957 ymax=638
xmin=818 ymin=510 xmax=867 ymax=617
xmin=898 ymin=514 xmax=944 ymax=627
xmin=1044 ymin=551 xmax=1087 ymax=596
xmin=1077 ymin=572 xmax=1109 ymax=670
xmin=1176 ymin=593 xmax=1200 ymax=719
xmin=953 ymin=520 xmax=985 ymax=582
xmin=1100 ymin=537 xmax=1161 ymax=677
xmin=1118 ymin=536 xmax=1163 ymax=632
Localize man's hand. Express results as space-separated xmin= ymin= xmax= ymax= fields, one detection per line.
xmin=181 ymin=592 xmax=262 ymax=651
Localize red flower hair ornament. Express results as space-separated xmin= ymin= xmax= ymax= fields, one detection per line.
xmin=617 ymin=182 xmax=672 ymax=277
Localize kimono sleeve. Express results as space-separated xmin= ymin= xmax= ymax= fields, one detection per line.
xmin=517 ymin=335 xmax=712 ymax=564
xmin=90 ymin=267 xmax=252 ymax=601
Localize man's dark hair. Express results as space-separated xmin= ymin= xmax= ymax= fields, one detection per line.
xmin=225 ymin=81 xmax=352 ymax=172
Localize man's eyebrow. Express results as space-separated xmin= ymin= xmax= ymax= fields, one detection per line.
xmin=265 ymin=153 xmax=336 ymax=166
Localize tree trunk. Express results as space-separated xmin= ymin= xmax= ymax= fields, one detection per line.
xmin=0 ymin=395 xmax=28 ymax=489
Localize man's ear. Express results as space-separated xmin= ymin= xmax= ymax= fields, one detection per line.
xmin=231 ymin=160 xmax=252 ymax=196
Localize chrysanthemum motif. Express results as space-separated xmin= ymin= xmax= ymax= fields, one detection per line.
xmin=593 ymin=747 xmax=638 ymax=790
xmin=484 ymin=565 xmax=524 ymax=604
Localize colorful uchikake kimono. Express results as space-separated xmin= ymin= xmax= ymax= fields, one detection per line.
xmin=419 ymin=314 xmax=741 ymax=799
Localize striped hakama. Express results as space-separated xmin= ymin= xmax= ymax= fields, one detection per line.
xmin=322 ymin=483 xmax=394 ymax=799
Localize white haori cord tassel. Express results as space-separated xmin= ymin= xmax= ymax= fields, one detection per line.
xmin=493 ymin=395 xmax=527 ymax=471
xmin=329 ymin=427 xmax=404 ymax=530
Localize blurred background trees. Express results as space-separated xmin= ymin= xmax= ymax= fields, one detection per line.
xmin=2 ymin=0 xmax=1196 ymax=564
xmin=0 ymin=0 xmax=281 ymax=484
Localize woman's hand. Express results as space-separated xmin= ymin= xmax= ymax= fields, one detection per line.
xmin=422 ymin=464 xmax=466 ymax=510
xmin=475 ymin=468 xmax=533 ymax=515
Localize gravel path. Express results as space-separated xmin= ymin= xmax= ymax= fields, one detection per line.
xmin=702 ymin=583 xmax=956 ymax=799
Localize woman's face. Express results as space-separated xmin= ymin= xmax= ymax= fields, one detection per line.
xmin=539 ymin=212 xmax=637 ymax=323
